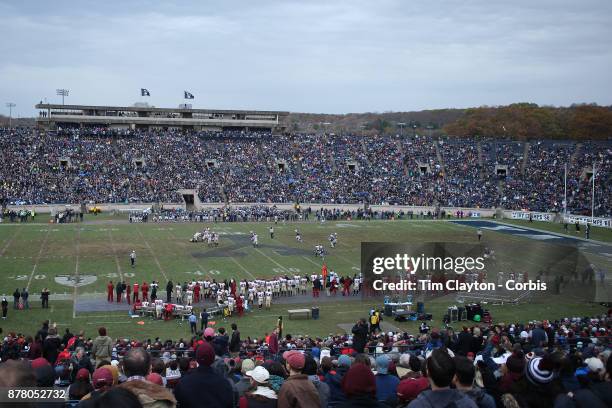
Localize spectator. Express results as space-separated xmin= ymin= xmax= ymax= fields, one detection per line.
xmin=407 ymin=348 xmax=477 ymax=408
xmin=42 ymin=327 xmax=61 ymax=365
xmin=338 ymin=363 xmax=387 ymax=408
xmin=69 ymin=368 xmax=94 ymax=400
xmin=277 ymin=350 xmax=320 ymax=408
xmin=453 ymin=356 xmax=495 ymax=408
xmin=174 ymin=342 xmax=234 ymax=408
xmin=118 ymin=347 xmax=176 ymax=408
xmin=352 ymin=318 xmax=369 ymax=353
xmin=239 ymin=366 xmax=278 ymax=408
xmin=374 ymin=354 xmax=399 ymax=404
xmin=91 ymin=327 xmax=112 ymax=366
xmin=80 ymin=387 xmax=144 ymax=408
xmin=325 ymin=354 xmax=351 ymax=405
xmin=303 ymin=354 xmax=330 ymax=408
xmin=230 ymin=323 xmax=241 ymax=357
xmin=236 ymin=358 xmax=256 ymax=397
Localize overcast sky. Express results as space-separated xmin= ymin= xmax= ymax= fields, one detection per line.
xmin=1 ymin=0 xmax=611 ymax=117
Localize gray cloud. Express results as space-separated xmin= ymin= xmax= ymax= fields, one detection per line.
xmin=1 ymin=0 xmax=611 ymax=117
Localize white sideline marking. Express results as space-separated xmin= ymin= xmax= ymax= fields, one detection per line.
xmin=107 ymin=230 xmax=125 ymax=282
xmin=254 ymin=247 xmax=289 ymax=272
xmin=0 ymin=228 xmax=20 ymax=257
xmin=26 ymin=227 xmax=51 ymax=291
xmin=136 ymin=226 xmax=168 ymax=281
xmin=230 ymin=257 xmax=255 ymax=279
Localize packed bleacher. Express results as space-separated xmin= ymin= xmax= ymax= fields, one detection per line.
xmin=0 ymin=311 xmax=610 ymax=407
xmin=0 ymin=128 xmax=610 ymax=216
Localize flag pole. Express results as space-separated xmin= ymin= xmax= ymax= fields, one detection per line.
xmin=563 ymin=163 xmax=567 ymax=218
xmin=591 ymin=162 xmax=595 ymax=223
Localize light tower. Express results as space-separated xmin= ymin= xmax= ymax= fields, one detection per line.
xmin=5 ymin=102 xmax=16 ymax=127
xmin=56 ymin=88 xmax=69 ymax=105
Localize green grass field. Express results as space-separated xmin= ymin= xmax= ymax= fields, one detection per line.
xmin=0 ymin=216 xmax=609 ymax=341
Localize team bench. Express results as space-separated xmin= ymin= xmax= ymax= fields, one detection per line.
xmin=287 ymin=308 xmax=311 ymax=320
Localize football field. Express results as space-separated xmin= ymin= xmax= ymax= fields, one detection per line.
xmin=0 ymin=216 xmax=610 ymax=340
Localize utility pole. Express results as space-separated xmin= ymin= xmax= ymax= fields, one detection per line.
xmin=5 ymin=102 xmax=16 ymax=127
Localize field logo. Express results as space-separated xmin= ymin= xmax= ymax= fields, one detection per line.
xmin=55 ymin=274 xmax=97 ymax=287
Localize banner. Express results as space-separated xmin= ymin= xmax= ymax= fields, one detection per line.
xmin=565 ymin=215 xmax=612 ymax=228
xmin=510 ymin=211 xmax=553 ymax=222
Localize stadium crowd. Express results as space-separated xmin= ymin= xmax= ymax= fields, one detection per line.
xmin=0 ymin=128 xmax=610 ymax=216
xmin=0 ymin=311 xmax=610 ymax=407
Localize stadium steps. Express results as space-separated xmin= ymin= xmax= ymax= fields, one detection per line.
xmin=570 ymin=143 xmax=582 ymax=167
xmin=434 ymin=140 xmax=446 ymax=177
xmin=360 ymin=138 xmax=370 ymax=162
xmin=477 ymin=142 xmax=486 ymax=179
xmin=520 ymin=142 xmax=530 ymax=175
xmin=395 ymin=139 xmax=408 ymax=175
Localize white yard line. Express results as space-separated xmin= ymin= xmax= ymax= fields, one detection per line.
xmin=107 ymin=230 xmax=125 ymax=282
xmin=0 ymin=227 xmax=20 ymax=257
xmin=301 ymin=255 xmax=322 ymax=267
xmin=230 ymin=256 xmax=255 ymax=279
xmin=254 ymin=247 xmax=289 ymax=272
xmin=136 ymin=226 xmax=168 ymax=281
xmin=25 ymin=227 xmax=51 ymax=291
xmin=72 ymin=228 xmax=81 ymax=319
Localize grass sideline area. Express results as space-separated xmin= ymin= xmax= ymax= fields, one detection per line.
xmin=0 ymin=215 xmax=609 ymax=340
xmin=501 ymin=218 xmax=612 ymax=243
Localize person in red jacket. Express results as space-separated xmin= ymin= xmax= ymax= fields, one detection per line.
xmin=141 ymin=281 xmax=149 ymax=302
xmin=107 ymin=281 xmax=114 ymax=302
xmin=132 ymin=282 xmax=139 ymax=303
xmin=342 ymin=277 xmax=352 ymax=296
xmin=193 ymin=283 xmax=200 ymax=303
xmin=126 ymin=281 xmax=131 ymax=305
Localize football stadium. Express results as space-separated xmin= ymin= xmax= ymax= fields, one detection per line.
xmin=0 ymin=1 xmax=611 ymax=408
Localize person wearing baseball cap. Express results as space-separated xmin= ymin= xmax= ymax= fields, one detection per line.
xmin=239 ymin=366 xmax=277 ymax=407
xmin=236 ymin=358 xmax=256 ymax=397
xmin=68 ymin=368 xmax=94 ymax=400
xmin=278 ymin=350 xmax=320 ymax=408
xmin=174 ymin=342 xmax=234 ymax=408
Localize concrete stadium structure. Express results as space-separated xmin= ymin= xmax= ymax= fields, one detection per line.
xmin=35 ymin=103 xmax=289 ymax=131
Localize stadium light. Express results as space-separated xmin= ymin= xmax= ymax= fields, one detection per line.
xmin=56 ymin=89 xmax=70 ymax=105
xmin=5 ymin=102 xmax=16 ymax=127
xmin=397 ymin=122 xmax=406 ymax=136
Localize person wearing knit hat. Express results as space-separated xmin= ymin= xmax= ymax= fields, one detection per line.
xmin=174 ymin=341 xmax=234 ymax=408
xmin=339 ymin=363 xmax=388 ymax=407
xmin=240 ymin=366 xmax=278 ymax=407
xmin=375 ymin=354 xmax=400 ymax=403
xmin=525 ymin=357 xmax=554 ymax=385
xmin=204 ymin=327 xmax=215 ymax=340
xmin=145 ymin=372 xmax=164 ymax=386
xmin=278 ymin=350 xmax=320 ymax=408
xmin=325 ymin=352 xmax=351 ymax=406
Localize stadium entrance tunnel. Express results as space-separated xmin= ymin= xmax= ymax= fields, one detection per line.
xmin=177 ymin=188 xmax=202 ymax=211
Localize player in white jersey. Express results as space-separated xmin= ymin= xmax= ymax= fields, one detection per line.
xmin=248 ymin=287 xmax=255 ymax=303
xmin=265 ymin=290 xmax=272 ymax=309
xmin=175 ymin=285 xmax=182 ymax=304
xmin=299 ymin=277 xmax=307 ymax=294
xmin=295 ymin=229 xmax=302 ymax=243
xmin=227 ymin=296 xmax=235 ymax=315
xmin=257 ymin=291 xmax=264 ymax=309
xmin=186 ymin=289 xmax=193 ymax=305
xmin=352 ymin=276 xmax=361 ymax=295
xmin=252 ymin=233 xmax=259 ymax=247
